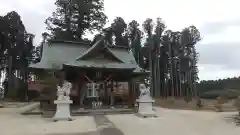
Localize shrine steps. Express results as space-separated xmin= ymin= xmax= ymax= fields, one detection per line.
xmin=20 ymin=103 xmax=135 ymax=117
xmin=42 ymin=108 xmax=134 ymax=118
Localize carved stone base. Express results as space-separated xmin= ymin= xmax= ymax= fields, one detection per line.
xmin=53 ymin=117 xmax=73 ymax=122
xmin=53 ymin=100 xmax=73 ymax=122
xmin=136 ymin=112 xmax=157 ymax=118
xmin=136 ymin=100 xmax=157 ymax=118
xmin=78 ymin=108 xmax=85 ymax=111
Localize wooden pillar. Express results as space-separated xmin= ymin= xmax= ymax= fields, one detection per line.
xmin=128 ymin=79 xmax=134 ymax=107
xmin=116 ymin=82 xmax=119 ymax=88
xmin=134 ymin=82 xmax=139 ymax=101
xmin=104 ymin=81 xmax=107 ymax=104
xmin=78 ymin=71 xmax=86 ymax=108
xmin=110 ymin=79 xmax=114 ymax=106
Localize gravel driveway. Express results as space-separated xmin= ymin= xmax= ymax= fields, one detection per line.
xmin=0 ymin=104 xmax=239 ymax=135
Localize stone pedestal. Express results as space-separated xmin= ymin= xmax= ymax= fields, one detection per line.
xmin=136 ymin=84 xmax=157 ymax=118
xmin=136 ymin=99 xmax=156 ymax=117
xmin=53 ymin=100 xmax=73 ymax=121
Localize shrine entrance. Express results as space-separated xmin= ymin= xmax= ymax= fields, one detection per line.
xmin=28 ymin=35 xmax=147 ymax=114
xmin=64 ymin=66 xmax=136 ymax=109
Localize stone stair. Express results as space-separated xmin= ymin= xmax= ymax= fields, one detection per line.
xmin=42 ymin=108 xmax=134 ymax=118
xmin=18 ymin=102 xmax=40 ymax=115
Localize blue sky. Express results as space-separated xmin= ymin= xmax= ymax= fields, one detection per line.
xmin=1 ymin=0 xmax=240 ymax=80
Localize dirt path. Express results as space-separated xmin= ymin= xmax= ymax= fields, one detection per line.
xmin=107 ymin=108 xmax=240 ymax=135
xmin=1 ymin=103 xmax=239 ymax=135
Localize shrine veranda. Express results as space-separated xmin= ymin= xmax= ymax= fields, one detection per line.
xmin=29 ymin=37 xmax=148 ymax=109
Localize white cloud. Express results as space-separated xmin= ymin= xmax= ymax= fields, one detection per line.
xmin=198 ymin=64 xmax=240 ymax=80
xmin=202 ymin=26 xmax=240 ymax=43
xmin=0 ymin=2 xmax=14 ymax=15
xmin=105 ymin=0 xmax=240 ymax=31
xmin=0 ymin=0 xmax=56 ymax=44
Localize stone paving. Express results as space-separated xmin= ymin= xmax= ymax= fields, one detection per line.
xmin=0 ymin=114 xmax=97 ymax=135
xmin=0 ymin=103 xmax=240 ymax=135
xmin=2 ymin=102 xmax=30 ymax=108
xmin=107 ymin=108 xmax=240 ymax=135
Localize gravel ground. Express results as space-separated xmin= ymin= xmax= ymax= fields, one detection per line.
xmin=107 ymin=108 xmax=240 ymax=135
xmin=0 ymin=103 xmax=240 ymax=135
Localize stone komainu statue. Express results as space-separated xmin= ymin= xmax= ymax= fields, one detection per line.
xmin=56 ymin=81 xmax=72 ymax=101
xmin=139 ymin=84 xmax=150 ymax=98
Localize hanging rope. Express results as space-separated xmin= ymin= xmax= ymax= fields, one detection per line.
xmin=104 ymin=75 xmax=112 ymax=82
xmin=84 ymin=75 xmax=94 ymax=83
xmin=84 ymin=75 xmax=112 ymax=83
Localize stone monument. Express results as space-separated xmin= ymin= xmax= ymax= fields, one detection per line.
xmin=53 ymin=81 xmax=73 ymax=121
xmin=136 ymin=84 xmax=157 ymax=118
xmin=215 ymin=96 xmax=224 ymax=112
xmin=234 ymin=96 xmax=240 ymax=117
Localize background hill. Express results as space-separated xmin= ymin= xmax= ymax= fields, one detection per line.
xmin=197 ymin=77 xmax=240 ymax=99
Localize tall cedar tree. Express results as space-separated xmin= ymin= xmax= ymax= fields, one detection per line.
xmin=0 ymin=11 xmax=34 ymax=99
xmin=45 ymin=0 xmax=107 ymax=41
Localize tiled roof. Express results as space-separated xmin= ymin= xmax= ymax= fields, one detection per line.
xmin=29 ymin=42 xmax=88 ymax=69
xmin=29 ymin=40 xmax=144 ymax=73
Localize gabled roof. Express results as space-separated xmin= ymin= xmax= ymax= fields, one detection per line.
xmin=29 ymin=38 xmax=144 ymax=73
xmin=75 ymin=37 xmax=124 ymax=63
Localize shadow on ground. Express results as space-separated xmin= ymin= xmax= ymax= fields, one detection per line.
xmin=47 ymin=131 xmax=98 ymax=135
xmin=45 ymin=128 xmax=124 ymax=135
xmin=94 ymin=115 xmax=125 ymax=135
xmin=100 ymin=127 xmax=124 ymax=135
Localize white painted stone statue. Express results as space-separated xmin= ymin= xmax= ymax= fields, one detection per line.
xmin=53 ymin=81 xmax=73 ymax=121
xmin=136 ymin=84 xmax=157 ymax=118
xmin=56 ymin=81 xmax=71 ymax=100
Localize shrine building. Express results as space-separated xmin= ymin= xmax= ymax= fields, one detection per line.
xmin=29 ymin=35 xmax=147 ymax=109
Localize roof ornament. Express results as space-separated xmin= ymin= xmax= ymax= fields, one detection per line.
xmin=102 ymin=27 xmax=113 ymax=46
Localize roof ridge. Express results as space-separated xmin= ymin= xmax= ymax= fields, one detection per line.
xmin=75 ymin=37 xmax=105 ymax=60
xmin=49 ymin=40 xmax=91 ymax=45
xmin=75 ymin=37 xmax=125 ymax=63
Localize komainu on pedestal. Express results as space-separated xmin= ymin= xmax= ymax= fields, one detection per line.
xmin=53 ymin=81 xmax=73 ymax=121
xmin=136 ymin=84 xmax=157 ymax=118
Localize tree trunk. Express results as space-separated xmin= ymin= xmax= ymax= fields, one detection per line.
xmin=149 ymin=49 xmax=154 ymax=97
xmin=153 ymin=51 xmax=159 ymax=97
xmin=168 ymin=43 xmax=174 ymax=97
xmin=156 ymin=51 xmax=161 ymax=97
xmin=179 ymin=61 xmax=182 ymax=97
xmin=6 ymin=55 xmax=13 ymax=98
